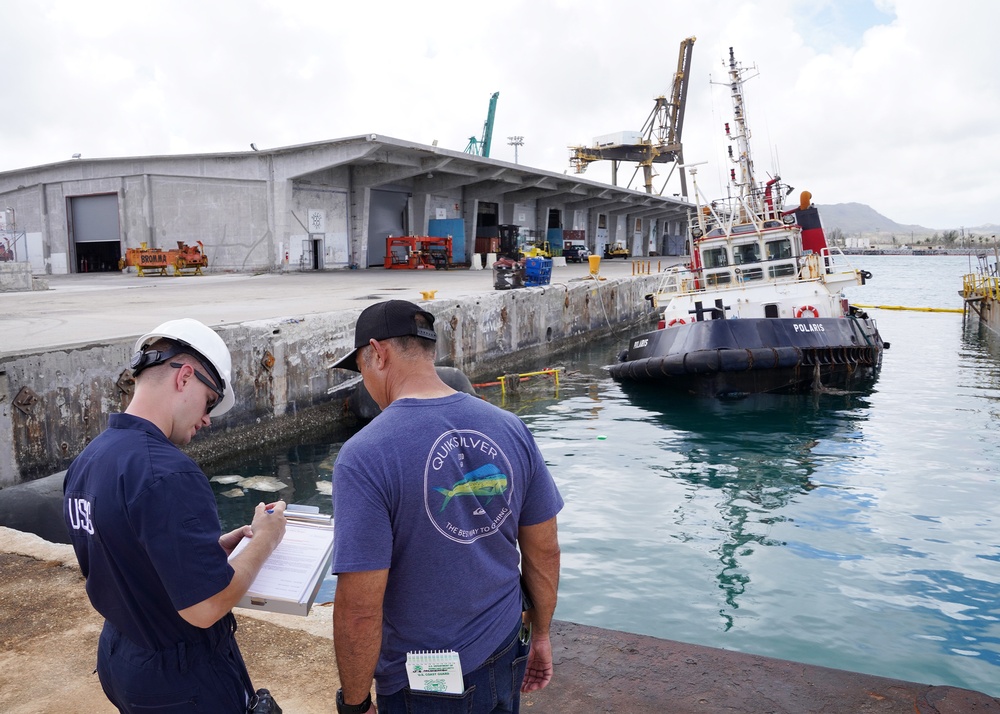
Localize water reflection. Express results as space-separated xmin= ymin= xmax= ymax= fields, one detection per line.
xmin=614 ymin=385 xmax=873 ymax=629
xmin=209 ymin=440 xmax=342 ymax=533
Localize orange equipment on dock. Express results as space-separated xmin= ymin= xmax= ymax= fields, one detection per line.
xmin=120 ymin=241 xmax=209 ymax=277
xmin=384 ymin=236 xmax=452 ymax=270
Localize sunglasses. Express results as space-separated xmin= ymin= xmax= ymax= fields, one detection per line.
xmin=169 ymin=362 xmax=223 ymax=413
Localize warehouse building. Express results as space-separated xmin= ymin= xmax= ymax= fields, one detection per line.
xmin=0 ymin=134 xmax=691 ymax=275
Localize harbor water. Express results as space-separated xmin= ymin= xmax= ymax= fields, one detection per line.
xmin=209 ymin=254 xmax=1000 ymax=697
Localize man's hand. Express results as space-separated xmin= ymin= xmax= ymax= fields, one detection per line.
xmin=249 ymin=500 xmax=287 ymax=549
xmin=219 ymin=525 xmax=252 ymax=556
xmin=521 ymin=633 xmax=554 ymax=692
xmin=179 ymin=501 xmax=287 ymax=629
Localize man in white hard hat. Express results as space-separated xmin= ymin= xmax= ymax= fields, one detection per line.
xmin=63 ymin=318 xmax=287 ymax=713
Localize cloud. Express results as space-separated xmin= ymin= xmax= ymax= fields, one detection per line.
xmin=1 ymin=0 xmax=997 ymax=229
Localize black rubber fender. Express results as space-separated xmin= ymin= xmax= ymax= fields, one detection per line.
xmin=719 ymin=349 xmax=751 ymax=372
xmin=684 ymin=350 xmax=721 ymax=374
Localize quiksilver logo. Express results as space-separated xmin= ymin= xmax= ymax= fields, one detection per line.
xmin=67 ymin=498 xmax=94 ymax=534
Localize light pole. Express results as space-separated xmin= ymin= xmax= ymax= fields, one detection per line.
xmin=507 ymin=136 xmax=524 ymax=164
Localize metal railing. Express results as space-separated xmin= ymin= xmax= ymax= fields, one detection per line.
xmin=962 ymin=273 xmax=1000 ymax=301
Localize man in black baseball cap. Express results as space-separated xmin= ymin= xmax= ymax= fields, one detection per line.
xmin=331 ymin=300 xmax=437 ymax=372
xmin=329 ymin=298 xmax=563 ymax=713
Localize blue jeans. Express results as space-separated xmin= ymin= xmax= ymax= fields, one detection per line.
xmin=377 ymin=621 xmax=529 ymax=714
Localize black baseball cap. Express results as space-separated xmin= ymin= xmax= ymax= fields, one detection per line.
xmin=330 ymin=300 xmax=437 ymax=371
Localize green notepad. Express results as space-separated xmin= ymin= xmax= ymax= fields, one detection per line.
xmin=405 ymin=650 xmax=464 ymax=694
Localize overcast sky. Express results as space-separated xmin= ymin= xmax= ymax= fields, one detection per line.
xmin=2 ymin=0 xmax=996 ymax=230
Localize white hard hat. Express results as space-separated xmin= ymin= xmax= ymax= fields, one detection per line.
xmin=132 ymin=318 xmax=235 ymax=416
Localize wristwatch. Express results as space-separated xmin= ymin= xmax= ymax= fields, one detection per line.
xmin=336 ymin=689 xmax=372 ymax=714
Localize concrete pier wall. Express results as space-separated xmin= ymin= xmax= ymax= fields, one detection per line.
xmin=0 ymin=272 xmax=662 ymax=486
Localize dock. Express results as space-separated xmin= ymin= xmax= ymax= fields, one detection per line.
xmin=2 ymin=261 xmax=999 ymax=711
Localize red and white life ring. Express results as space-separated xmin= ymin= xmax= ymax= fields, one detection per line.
xmin=667 ymin=318 xmax=687 ymax=327
xmin=795 ymin=305 xmax=820 ymax=318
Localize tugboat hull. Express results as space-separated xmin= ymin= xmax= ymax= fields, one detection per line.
xmin=609 ymin=318 xmax=885 ymax=396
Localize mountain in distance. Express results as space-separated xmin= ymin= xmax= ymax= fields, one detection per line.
xmin=816 ymin=202 xmax=930 ymax=236
xmin=817 ymin=202 xmax=1000 ymax=238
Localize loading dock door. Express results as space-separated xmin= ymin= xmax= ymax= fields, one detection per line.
xmin=70 ymin=194 xmax=121 ymax=273
xmin=367 ymin=189 xmax=409 ymax=267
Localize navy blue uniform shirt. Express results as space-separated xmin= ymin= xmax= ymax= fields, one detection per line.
xmin=64 ymin=413 xmax=234 ymax=650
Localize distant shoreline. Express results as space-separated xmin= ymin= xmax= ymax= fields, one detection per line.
xmin=840 ymin=248 xmax=994 ymax=256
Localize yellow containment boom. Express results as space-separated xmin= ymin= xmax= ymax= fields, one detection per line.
xmin=852 ymin=304 xmax=964 ymax=314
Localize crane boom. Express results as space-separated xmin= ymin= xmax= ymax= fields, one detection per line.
xmin=482 ymin=91 xmax=498 ymax=157
xmin=464 ymin=92 xmax=500 ymax=157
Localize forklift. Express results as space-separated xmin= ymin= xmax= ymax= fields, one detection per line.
xmin=603 ymin=241 xmax=629 ymax=259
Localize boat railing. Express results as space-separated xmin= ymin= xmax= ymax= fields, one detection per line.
xmin=817 ymin=247 xmax=863 ymax=279
xmin=653 ymin=257 xmax=802 ymax=297
xmin=654 ymin=266 xmax=696 ymax=295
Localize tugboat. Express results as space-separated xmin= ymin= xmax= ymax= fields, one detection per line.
xmin=609 ymin=48 xmax=888 ymax=397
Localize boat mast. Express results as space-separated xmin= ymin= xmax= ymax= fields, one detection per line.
xmin=724 ymin=47 xmax=758 ymax=215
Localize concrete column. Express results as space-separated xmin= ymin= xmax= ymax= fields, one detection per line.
xmin=414 ymin=193 xmax=431 ymax=236
xmin=587 ymin=210 xmax=600 ymax=254
xmin=38 ymin=185 xmax=51 ymax=269
xmin=117 ymin=179 xmax=127 ymax=254
xmin=462 ymin=196 xmax=479 ymax=262
xmin=269 ymin=176 xmax=294 ymax=271
xmin=143 ymin=174 xmax=155 ymax=248
xmin=607 ymin=211 xmax=626 ymax=254
xmin=266 ymin=156 xmax=287 ymax=271
xmin=349 ymin=168 xmax=371 ymax=269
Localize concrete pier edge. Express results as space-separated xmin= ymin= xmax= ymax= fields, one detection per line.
xmin=2 ymin=527 xmax=998 ymax=712
xmin=0 ymin=264 xmax=664 ymax=485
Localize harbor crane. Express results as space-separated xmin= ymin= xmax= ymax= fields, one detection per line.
xmin=464 ymin=91 xmax=499 ymax=158
xmin=569 ymin=36 xmax=695 ymax=198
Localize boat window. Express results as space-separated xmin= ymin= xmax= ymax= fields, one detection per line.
xmin=706 ymin=271 xmax=732 ymax=286
xmin=707 ymin=228 xmax=726 ymax=238
xmin=703 ymin=247 xmax=728 ymax=268
xmin=765 ymin=239 xmax=792 ymax=260
xmin=736 ymin=267 xmax=764 ymax=282
xmin=763 ymin=220 xmax=782 ymax=228
xmin=732 ymin=224 xmax=759 ymax=235
xmin=733 ymin=243 xmax=761 ymax=265
xmin=768 ymin=263 xmax=796 ymax=278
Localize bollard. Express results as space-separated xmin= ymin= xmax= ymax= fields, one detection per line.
xmin=588 ymin=254 xmax=601 ymax=278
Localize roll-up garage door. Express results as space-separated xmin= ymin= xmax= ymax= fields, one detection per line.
xmin=71 ymin=194 xmax=121 ymax=273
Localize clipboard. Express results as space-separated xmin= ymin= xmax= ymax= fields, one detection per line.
xmin=230 ymin=504 xmax=334 ymax=616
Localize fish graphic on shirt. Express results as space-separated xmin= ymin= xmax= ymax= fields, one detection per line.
xmin=434 ymin=463 xmax=509 ymax=512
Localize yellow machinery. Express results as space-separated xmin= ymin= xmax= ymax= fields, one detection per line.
xmin=120 ymin=241 xmax=209 ymax=277
xmin=521 ymin=241 xmax=552 ymax=259
xmin=603 ymin=241 xmax=629 ymax=259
